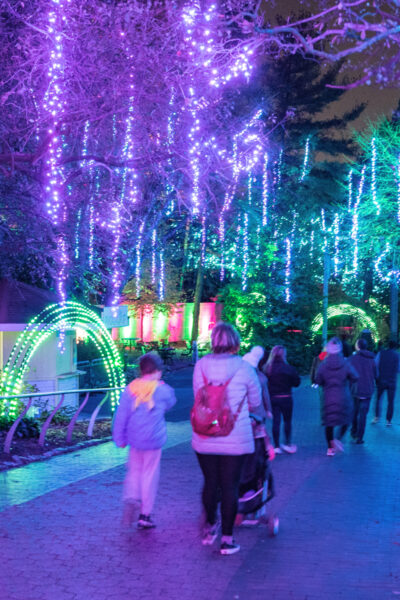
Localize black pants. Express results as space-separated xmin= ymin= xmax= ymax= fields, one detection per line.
xmin=195 ymin=453 xmax=246 ymax=536
xmin=271 ymin=396 xmax=293 ymax=447
xmin=375 ymin=384 xmax=396 ymax=422
xmin=325 ymin=425 xmax=348 ymax=447
xmin=351 ymin=397 xmax=371 ymax=441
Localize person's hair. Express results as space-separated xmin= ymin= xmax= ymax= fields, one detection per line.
xmin=389 ymin=340 xmax=398 ymax=350
xmin=356 ymin=338 xmax=367 ymax=351
xmin=265 ymin=345 xmax=286 ymax=375
xmin=139 ymin=352 xmax=163 ymax=375
xmin=211 ymin=322 xmax=240 ymax=354
xmin=258 ymin=348 xmax=269 ymax=371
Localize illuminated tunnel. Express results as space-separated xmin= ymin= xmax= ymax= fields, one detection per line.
xmin=1 ymin=301 xmax=125 ymax=419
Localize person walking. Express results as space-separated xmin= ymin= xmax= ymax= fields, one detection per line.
xmin=263 ymin=345 xmax=300 ymax=454
xmin=242 ymin=345 xmax=272 ymax=419
xmin=192 ymin=322 xmax=261 ymax=556
xmin=348 ymin=338 xmax=377 ymax=444
xmin=373 ymin=340 xmax=400 ymax=426
xmin=315 ymin=337 xmax=358 ymax=456
xmin=113 ymin=352 xmax=177 ymax=529
xmin=310 ymin=346 xmax=327 ymax=386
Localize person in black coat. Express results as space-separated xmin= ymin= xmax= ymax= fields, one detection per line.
xmin=315 ymin=337 xmax=358 ymax=456
xmin=348 ymin=338 xmax=377 ymax=444
xmin=263 ymin=345 xmax=300 ymax=454
xmin=373 ymin=340 xmax=400 ymax=425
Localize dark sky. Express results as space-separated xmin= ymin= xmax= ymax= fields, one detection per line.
xmin=261 ymin=1 xmax=400 ymax=132
xmin=320 ymin=86 xmax=400 ymax=133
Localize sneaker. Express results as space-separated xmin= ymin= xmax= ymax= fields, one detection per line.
xmin=220 ymin=541 xmax=240 ymax=555
xmin=332 ymin=439 xmax=344 ymax=453
xmin=356 ymin=439 xmax=365 ymax=444
xmin=274 ymin=447 xmax=283 ymax=454
xmin=201 ymin=522 xmax=219 ymax=546
xmin=281 ymin=444 xmax=297 ymax=454
xmin=371 ymin=417 xmax=379 ymax=424
xmin=386 ymin=421 xmax=392 ymax=427
xmin=327 ymin=447 xmax=335 ymax=456
xmin=137 ymin=514 xmax=156 ymax=529
xmin=241 ymin=517 xmax=259 ymax=526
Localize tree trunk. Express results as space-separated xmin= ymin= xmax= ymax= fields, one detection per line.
xmin=191 ymin=257 xmax=204 ymax=346
xmin=179 ymin=216 xmax=191 ymax=291
xmin=390 ymin=253 xmax=398 ymax=342
xmin=322 ymin=248 xmax=330 ymax=345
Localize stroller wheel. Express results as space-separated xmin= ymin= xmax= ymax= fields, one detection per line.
xmin=267 ymin=515 xmax=279 ymax=536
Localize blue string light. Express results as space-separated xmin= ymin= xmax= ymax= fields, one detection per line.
xmin=299 ymin=137 xmax=310 ymax=182
xmin=262 ymin=153 xmax=268 ymax=226
xmin=284 ymin=237 xmax=291 ymax=303
xmin=241 ymin=214 xmax=249 ymax=291
xmin=371 ymin=137 xmax=380 ymax=216
xmin=351 ymin=166 xmax=366 ymax=275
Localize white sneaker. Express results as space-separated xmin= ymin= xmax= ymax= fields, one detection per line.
xmin=281 ymin=444 xmax=297 ymax=454
xmin=327 ymin=447 xmax=335 ymax=456
xmin=371 ymin=417 xmax=379 ymax=424
xmin=386 ymin=421 xmax=392 ymax=427
xmin=201 ymin=522 xmax=219 ymax=546
xmin=274 ymin=447 xmax=283 ymax=454
xmin=332 ymin=439 xmax=344 ymax=453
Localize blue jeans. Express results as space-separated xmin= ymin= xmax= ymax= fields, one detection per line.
xmin=351 ymin=397 xmax=371 ymax=441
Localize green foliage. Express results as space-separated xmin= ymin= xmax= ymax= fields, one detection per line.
xmin=0 ymin=415 xmax=40 ymax=438
xmin=37 ymin=403 xmax=76 ymax=425
xmin=219 ymin=276 xmax=320 ymax=373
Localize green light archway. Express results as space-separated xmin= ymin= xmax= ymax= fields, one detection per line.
xmin=1 ymin=301 xmax=125 ymax=418
xmin=311 ymin=303 xmax=378 ymax=340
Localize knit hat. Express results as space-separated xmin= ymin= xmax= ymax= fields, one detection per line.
xmin=326 ymin=337 xmax=342 ymax=355
xmin=242 ymin=345 xmax=265 ymax=368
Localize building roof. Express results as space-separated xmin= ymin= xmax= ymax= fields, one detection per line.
xmin=0 ymin=279 xmax=58 ymax=324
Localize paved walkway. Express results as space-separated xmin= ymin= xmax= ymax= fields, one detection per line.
xmin=1 ymin=373 xmax=400 ymax=600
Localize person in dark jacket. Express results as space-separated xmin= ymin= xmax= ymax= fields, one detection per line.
xmin=263 ymin=345 xmax=300 ymax=454
xmin=348 ymin=338 xmax=377 ymax=444
xmin=373 ymin=340 xmax=400 ymax=425
xmin=315 ymin=337 xmax=358 ymax=456
xmin=310 ymin=347 xmax=327 ymax=385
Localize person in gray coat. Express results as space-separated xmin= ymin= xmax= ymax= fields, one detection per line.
xmin=315 ymin=337 xmax=359 ymax=456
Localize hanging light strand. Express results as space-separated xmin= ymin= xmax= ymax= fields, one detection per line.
xmin=299 ymin=137 xmax=310 ymax=182
xmin=351 ymin=165 xmax=366 ymax=275
xmin=151 ymin=229 xmax=157 ymax=285
xmin=262 ymin=153 xmax=268 ymax=226
xmin=348 ymin=168 xmax=353 ymax=212
xmin=333 ymin=213 xmax=340 ymax=277
xmin=241 ymin=214 xmax=249 ymax=291
xmin=135 ymin=222 xmax=145 ymax=298
xmin=284 ymin=237 xmax=291 ymax=303
xmin=158 ymin=251 xmax=165 ymax=301
xmin=371 ymin=137 xmax=380 ymax=216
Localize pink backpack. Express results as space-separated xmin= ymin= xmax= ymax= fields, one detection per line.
xmin=191 ymin=371 xmax=245 ymax=437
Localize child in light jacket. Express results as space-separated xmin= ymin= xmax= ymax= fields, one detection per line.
xmin=113 ymin=352 xmax=176 ymax=529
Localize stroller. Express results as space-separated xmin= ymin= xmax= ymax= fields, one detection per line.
xmin=236 ymin=436 xmax=279 ymax=535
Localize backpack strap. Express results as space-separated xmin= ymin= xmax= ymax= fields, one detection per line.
xmin=233 ymin=394 xmax=247 ymax=422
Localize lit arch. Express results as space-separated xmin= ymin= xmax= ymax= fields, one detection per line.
xmin=1 ymin=301 xmax=125 ymax=418
xmin=311 ymin=303 xmax=378 ymax=340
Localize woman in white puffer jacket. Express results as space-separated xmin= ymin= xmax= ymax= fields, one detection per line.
xmin=192 ymin=322 xmax=261 ymax=555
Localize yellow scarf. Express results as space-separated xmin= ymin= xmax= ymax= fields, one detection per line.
xmin=129 ymin=378 xmax=158 ymax=410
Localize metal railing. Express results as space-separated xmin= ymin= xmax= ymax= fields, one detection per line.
xmin=0 ymin=386 xmax=124 ymax=454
